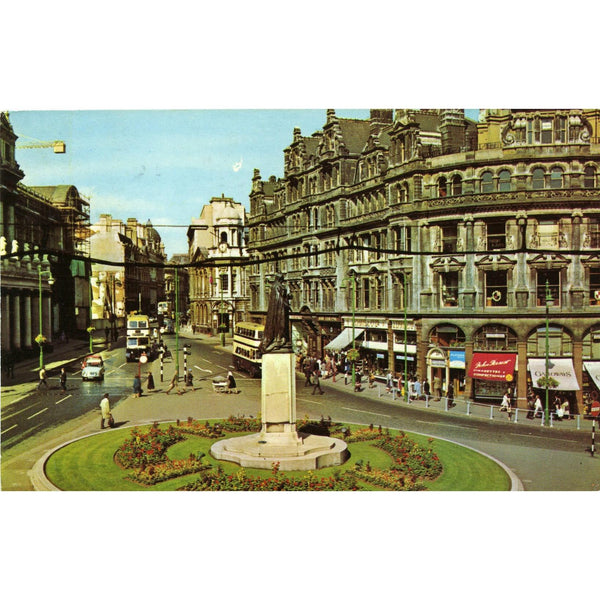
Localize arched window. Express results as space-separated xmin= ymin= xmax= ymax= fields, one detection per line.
xmin=481 ymin=171 xmax=494 ymax=193
xmin=584 ymin=165 xmax=597 ymax=189
xmin=498 ymin=170 xmax=512 ymax=192
xmin=438 ymin=176 xmax=448 ymax=197
xmin=550 ymin=167 xmax=563 ymax=189
xmin=532 ymin=168 xmax=545 ymax=190
xmin=451 ymin=174 xmax=462 ymax=196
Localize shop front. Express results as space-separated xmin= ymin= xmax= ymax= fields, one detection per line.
xmin=468 ymin=352 xmax=517 ymax=404
xmin=528 ymin=357 xmax=580 ymax=414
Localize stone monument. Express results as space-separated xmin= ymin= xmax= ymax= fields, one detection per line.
xmin=211 ymin=274 xmax=349 ymax=470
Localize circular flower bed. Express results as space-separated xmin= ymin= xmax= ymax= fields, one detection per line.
xmin=114 ymin=417 xmax=443 ymax=490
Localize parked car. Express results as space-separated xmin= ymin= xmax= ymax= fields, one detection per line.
xmin=81 ymin=355 xmax=105 ymax=381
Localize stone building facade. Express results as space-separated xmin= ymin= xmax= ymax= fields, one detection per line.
xmin=1 ymin=112 xmax=91 ymax=360
xmin=247 ymin=109 xmax=600 ymax=414
xmin=187 ymin=195 xmax=248 ymax=335
xmin=89 ymin=214 xmax=166 ymax=322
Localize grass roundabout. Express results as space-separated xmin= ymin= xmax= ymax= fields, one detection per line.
xmin=44 ymin=416 xmax=512 ymax=491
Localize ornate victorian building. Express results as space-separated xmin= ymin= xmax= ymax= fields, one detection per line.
xmin=1 ymin=112 xmax=91 ymax=359
xmin=187 ymin=195 xmax=248 ymax=335
xmin=89 ymin=214 xmax=166 ymax=322
xmin=247 ymin=109 xmax=600 ymax=414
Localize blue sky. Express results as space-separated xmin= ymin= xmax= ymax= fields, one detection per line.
xmin=9 ymin=109 xmax=480 ymax=257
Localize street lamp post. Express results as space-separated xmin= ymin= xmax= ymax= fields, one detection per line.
xmin=351 ymin=273 xmax=356 ymax=388
xmin=37 ymin=263 xmax=54 ymax=370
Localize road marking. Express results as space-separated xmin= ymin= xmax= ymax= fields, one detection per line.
xmin=303 ymin=399 xmax=322 ymax=405
xmin=416 ymin=420 xmax=476 ymax=429
xmin=6 ymin=402 xmax=43 ymax=418
xmin=3 ymin=423 xmax=18 ymax=433
xmin=27 ymin=407 xmax=49 ymax=420
xmin=345 ymin=407 xmax=391 ymax=418
xmin=194 ymin=366 xmax=213 ymax=373
xmin=511 ymin=433 xmax=579 ymax=443
xmin=55 ymin=394 xmax=73 ymax=405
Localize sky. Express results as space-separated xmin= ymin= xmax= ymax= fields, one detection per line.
xmin=9 ymin=108 xmax=479 ymax=257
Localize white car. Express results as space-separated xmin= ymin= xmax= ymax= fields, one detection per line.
xmin=82 ymin=355 xmax=105 ymax=381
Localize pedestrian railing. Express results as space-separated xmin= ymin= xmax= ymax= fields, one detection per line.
xmin=374 ymin=384 xmax=587 ymax=431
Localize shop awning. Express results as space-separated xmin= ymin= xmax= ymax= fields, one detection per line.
xmin=468 ymin=353 xmax=517 ymax=381
xmin=362 ymin=340 xmax=416 ymax=354
xmin=583 ymin=362 xmax=600 ymax=388
xmin=528 ymin=358 xmax=580 ymax=391
xmin=324 ymin=328 xmax=364 ymax=351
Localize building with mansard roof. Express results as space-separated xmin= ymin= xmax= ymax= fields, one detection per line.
xmin=247 ymin=108 xmax=600 ymax=416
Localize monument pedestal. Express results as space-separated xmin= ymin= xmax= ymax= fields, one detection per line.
xmin=211 ymin=352 xmax=349 ymax=471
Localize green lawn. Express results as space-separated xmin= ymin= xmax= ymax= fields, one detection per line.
xmin=44 ymin=424 xmax=511 ymax=491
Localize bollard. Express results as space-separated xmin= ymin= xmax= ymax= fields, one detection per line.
xmin=576 ymin=415 xmax=581 ymax=431
xmin=514 ymin=408 xmax=519 ymax=423
xmin=160 ymin=351 xmax=164 ymax=382
xmin=550 ymin=412 xmax=554 ymax=428
xmin=425 ymin=395 xmax=429 ymax=408
xmin=490 ymin=405 xmax=494 ymax=420
xmin=466 ymin=401 xmax=471 ymax=416
xmin=591 ymin=419 xmax=596 ymax=457
xmin=444 ymin=396 xmax=449 ymax=412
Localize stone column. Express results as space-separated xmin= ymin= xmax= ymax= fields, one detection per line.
xmin=462 ymin=214 xmax=476 ymax=310
xmin=569 ymin=210 xmax=584 ymax=308
xmin=31 ymin=293 xmax=40 ymax=344
xmin=43 ymin=294 xmax=52 ymax=340
xmin=572 ymin=340 xmax=583 ymax=415
xmin=418 ymin=220 xmax=432 ymax=310
xmin=516 ymin=341 xmax=528 ymax=409
xmin=11 ymin=292 xmax=21 ymax=349
xmin=23 ymin=293 xmax=32 ymax=349
xmin=7 ymin=204 xmax=15 ymax=241
xmin=515 ymin=212 xmax=529 ymax=308
xmin=1 ymin=291 xmax=10 ymax=351
xmin=464 ymin=341 xmax=474 ymax=399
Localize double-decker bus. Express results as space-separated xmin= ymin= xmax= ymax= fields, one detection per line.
xmin=232 ymin=321 xmax=264 ymax=377
xmin=126 ymin=313 xmax=154 ymax=362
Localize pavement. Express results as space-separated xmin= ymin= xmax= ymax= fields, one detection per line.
xmin=1 ymin=327 xmax=598 ymax=491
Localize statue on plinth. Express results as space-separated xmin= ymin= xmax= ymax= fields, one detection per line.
xmin=260 ymin=272 xmax=291 ymax=354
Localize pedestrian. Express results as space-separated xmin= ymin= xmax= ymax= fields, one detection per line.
xmin=304 ymin=361 xmax=313 ymax=387
xmin=133 ymin=374 xmax=142 ymax=397
xmin=186 ymin=369 xmax=194 ymax=388
xmin=527 ymin=395 xmax=535 ymax=419
xmin=166 ymin=371 xmax=178 ymax=394
xmin=423 ymin=378 xmax=430 ymax=402
xmin=354 ymin=370 xmax=362 ymax=392
xmin=533 ymin=394 xmax=543 ymax=418
xmin=385 ymin=371 xmax=393 ymax=393
xmin=368 ymin=370 xmax=376 ymax=388
xmin=447 ymin=382 xmax=455 ymax=407
xmin=37 ymin=365 xmax=49 ymax=389
xmin=227 ymin=370 xmax=237 ymax=394
xmin=147 ymin=370 xmax=155 ymax=392
xmin=414 ymin=378 xmax=422 ymax=401
xmin=59 ymin=367 xmax=67 ymax=391
xmin=500 ymin=391 xmax=512 ymax=420
xmin=561 ymin=397 xmax=571 ymax=420
xmin=332 ymin=361 xmax=338 ymax=383
xmin=100 ymin=393 xmax=112 ymax=429
xmin=312 ymin=367 xmax=324 ymax=395
xmin=344 ymin=362 xmax=350 ymax=385
xmin=433 ymin=375 xmax=442 ymax=401
xmin=105 ymin=327 xmax=110 ymax=344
